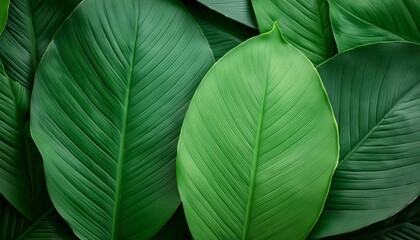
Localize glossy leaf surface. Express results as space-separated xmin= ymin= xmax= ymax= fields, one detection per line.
xmin=329 ymin=0 xmax=420 ymax=51
xmin=177 ymin=24 xmax=338 ymax=239
xmin=311 ymin=43 xmax=420 ymax=238
xmin=0 ymin=0 xmax=81 ymax=89
xmin=197 ymin=0 xmax=258 ymax=28
xmin=183 ymin=1 xmax=258 ymax=59
xmin=0 ymin=61 xmax=49 ymax=221
xmin=31 ymin=0 xmax=214 ymax=239
xmin=251 ymin=0 xmax=335 ymax=64
xmin=0 ymin=0 xmax=9 ymax=34
xmin=0 ymin=196 xmax=75 ymax=240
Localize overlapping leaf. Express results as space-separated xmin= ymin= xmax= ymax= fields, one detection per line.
xmin=0 ymin=0 xmax=81 ymax=89
xmin=183 ymin=1 xmax=258 ymax=59
xmin=0 ymin=61 xmax=49 ymax=221
xmin=329 ymin=0 xmax=420 ymax=52
xmin=197 ymin=0 xmax=258 ymax=28
xmin=311 ymin=42 xmax=420 ymax=238
xmin=30 ymin=0 xmax=214 ymax=239
xmin=0 ymin=0 xmax=9 ymax=34
xmin=251 ymin=0 xmax=335 ymax=64
xmin=177 ymin=24 xmax=338 ymax=239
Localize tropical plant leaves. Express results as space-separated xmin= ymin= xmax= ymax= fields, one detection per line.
xmin=0 ymin=0 xmax=9 ymax=34
xmin=30 ymin=0 xmax=214 ymax=239
xmin=197 ymin=0 xmax=258 ymax=28
xmin=182 ymin=1 xmax=258 ymax=60
xmin=310 ymin=42 xmax=420 ymax=238
xmin=0 ymin=60 xmax=49 ymax=221
xmin=151 ymin=206 xmax=192 ymax=240
xmin=0 ymin=0 xmax=81 ymax=89
xmin=177 ymin=24 xmax=338 ymax=239
xmin=251 ymin=0 xmax=335 ymax=64
xmin=329 ymin=0 xmax=420 ymax=52
xmin=0 ymin=196 xmax=76 ymax=240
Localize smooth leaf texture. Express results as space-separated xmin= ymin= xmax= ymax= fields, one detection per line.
xmin=183 ymin=1 xmax=258 ymax=59
xmin=0 ymin=61 xmax=49 ymax=221
xmin=0 ymin=0 xmax=81 ymax=89
xmin=197 ymin=0 xmax=258 ymax=29
xmin=329 ymin=0 xmax=420 ymax=52
xmin=311 ymin=43 xmax=420 ymax=238
xmin=151 ymin=206 xmax=192 ymax=240
xmin=251 ymin=0 xmax=335 ymax=64
xmin=0 ymin=0 xmax=9 ymax=34
xmin=325 ymin=197 xmax=419 ymax=240
xmin=0 ymin=196 xmax=76 ymax=240
xmin=31 ymin=0 xmax=214 ymax=239
xmin=177 ymin=24 xmax=338 ymax=239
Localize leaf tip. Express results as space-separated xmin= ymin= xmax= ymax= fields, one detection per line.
xmin=269 ymin=21 xmax=286 ymax=43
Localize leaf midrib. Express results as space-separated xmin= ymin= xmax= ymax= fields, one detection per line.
xmin=24 ymin=0 xmax=38 ymax=82
xmin=111 ymin=10 xmax=140 ymax=240
xmin=338 ymin=80 xmax=420 ymax=167
xmin=241 ymin=75 xmax=269 ymax=240
xmin=16 ymin=207 xmax=54 ymax=240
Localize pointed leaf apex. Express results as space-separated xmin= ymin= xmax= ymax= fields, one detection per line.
xmin=268 ymin=21 xmax=286 ymax=43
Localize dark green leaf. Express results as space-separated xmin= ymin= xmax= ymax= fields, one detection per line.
xmin=151 ymin=205 xmax=192 ymax=240
xmin=329 ymin=0 xmax=420 ymax=52
xmin=0 ymin=0 xmax=9 ymax=34
xmin=0 ymin=0 xmax=81 ymax=89
xmin=30 ymin=0 xmax=214 ymax=239
xmin=177 ymin=24 xmax=338 ymax=239
xmin=183 ymin=1 xmax=258 ymax=59
xmin=251 ymin=0 xmax=336 ymax=64
xmin=197 ymin=0 xmax=258 ymax=28
xmin=311 ymin=42 xmax=420 ymax=238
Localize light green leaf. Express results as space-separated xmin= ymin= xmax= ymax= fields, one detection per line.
xmin=0 ymin=0 xmax=81 ymax=89
xmin=310 ymin=42 xmax=420 ymax=238
xmin=30 ymin=0 xmax=214 ymax=239
xmin=0 ymin=0 xmax=9 ymax=34
xmin=0 ymin=196 xmax=76 ymax=240
xmin=0 ymin=60 xmax=49 ymax=221
xmin=197 ymin=0 xmax=258 ymax=29
xmin=251 ymin=0 xmax=335 ymax=64
xmin=183 ymin=1 xmax=258 ymax=60
xmin=177 ymin=24 xmax=338 ymax=239
xmin=329 ymin=0 xmax=420 ymax=52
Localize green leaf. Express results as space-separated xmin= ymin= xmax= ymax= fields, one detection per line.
xmin=0 ymin=60 xmax=49 ymax=221
xmin=197 ymin=0 xmax=258 ymax=29
xmin=310 ymin=42 xmax=420 ymax=238
xmin=251 ymin=0 xmax=336 ymax=64
xmin=151 ymin=205 xmax=192 ymax=240
xmin=324 ymin=197 xmax=420 ymax=240
xmin=177 ymin=24 xmax=338 ymax=239
xmin=30 ymin=0 xmax=214 ymax=239
xmin=0 ymin=0 xmax=9 ymax=34
xmin=329 ymin=0 xmax=420 ymax=52
xmin=0 ymin=0 xmax=81 ymax=89
xmin=182 ymin=1 xmax=258 ymax=60
xmin=0 ymin=196 xmax=76 ymax=240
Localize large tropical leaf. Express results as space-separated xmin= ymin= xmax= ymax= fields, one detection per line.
xmin=0 ymin=0 xmax=9 ymax=34
xmin=182 ymin=1 xmax=258 ymax=60
xmin=197 ymin=0 xmax=258 ymax=28
xmin=30 ymin=0 xmax=214 ymax=239
xmin=251 ymin=0 xmax=335 ymax=64
xmin=0 ymin=196 xmax=76 ymax=240
xmin=329 ymin=0 xmax=420 ymax=52
xmin=0 ymin=60 xmax=49 ymax=221
xmin=310 ymin=42 xmax=420 ymax=238
xmin=177 ymin=24 xmax=338 ymax=239
xmin=324 ymin=197 xmax=420 ymax=240
xmin=0 ymin=0 xmax=81 ymax=89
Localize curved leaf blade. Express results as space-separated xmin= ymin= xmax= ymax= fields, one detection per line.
xmin=151 ymin=205 xmax=192 ymax=240
xmin=0 ymin=0 xmax=81 ymax=89
xmin=0 ymin=0 xmax=9 ymax=34
xmin=30 ymin=0 xmax=214 ymax=239
xmin=329 ymin=0 xmax=420 ymax=52
xmin=251 ymin=0 xmax=336 ymax=64
xmin=0 ymin=61 xmax=49 ymax=220
xmin=197 ymin=0 xmax=258 ymax=28
xmin=182 ymin=1 xmax=258 ymax=59
xmin=311 ymin=43 xmax=420 ymax=238
xmin=177 ymin=24 xmax=338 ymax=239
